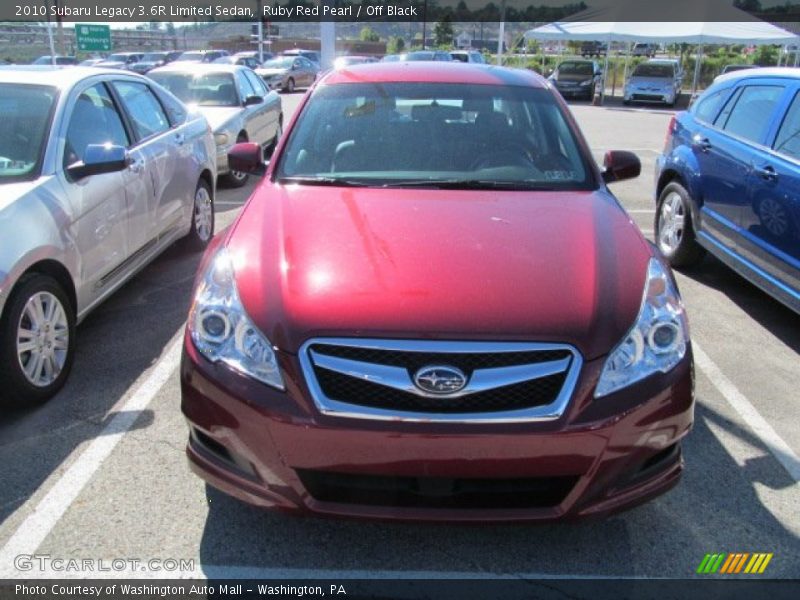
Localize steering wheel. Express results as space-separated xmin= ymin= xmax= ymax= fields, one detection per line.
xmin=470 ymin=142 xmax=535 ymax=171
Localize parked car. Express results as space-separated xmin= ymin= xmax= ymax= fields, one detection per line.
xmin=78 ymin=57 xmax=106 ymax=67
xmin=149 ymin=63 xmax=282 ymax=187
xmin=129 ymin=51 xmax=183 ymax=75
xmin=255 ymin=56 xmax=320 ymax=93
xmin=0 ymin=66 xmax=217 ymax=407
xmin=32 ymin=56 xmax=77 ymax=66
xmin=213 ymin=54 xmax=262 ymax=70
xmin=381 ymin=54 xmax=402 ymax=62
xmin=175 ymin=50 xmax=230 ymax=64
xmin=94 ymin=52 xmax=144 ymax=70
xmin=549 ymin=60 xmax=603 ymax=100
xmin=399 ymin=50 xmax=454 ymax=62
xmin=632 ymin=43 xmax=658 ymax=58
xmin=333 ymin=56 xmax=379 ymax=69
xmin=450 ymin=50 xmax=486 ymax=64
xmin=721 ymin=64 xmax=757 ymax=75
xmin=580 ymin=41 xmax=607 ymax=57
xmin=624 ymin=60 xmax=680 ymax=106
xmin=181 ymin=62 xmax=694 ymax=521
xmin=280 ymin=49 xmax=320 ymax=65
xmin=656 ymin=67 xmax=800 ymax=314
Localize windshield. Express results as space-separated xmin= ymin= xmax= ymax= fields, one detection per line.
xmin=632 ymin=64 xmax=674 ymax=78
xmin=263 ymin=57 xmax=294 ymax=69
xmin=402 ymin=52 xmax=436 ymax=61
xmin=176 ymin=52 xmax=204 ymax=62
xmin=276 ymin=82 xmax=593 ymax=190
xmin=558 ymin=62 xmax=593 ymax=76
xmin=141 ymin=53 xmax=166 ymax=62
xmin=148 ymin=72 xmax=239 ymax=107
xmin=107 ymin=54 xmax=131 ymax=62
xmin=0 ymin=84 xmax=57 ymax=182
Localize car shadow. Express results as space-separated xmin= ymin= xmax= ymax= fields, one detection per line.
xmin=0 ymin=241 xmax=204 ymax=525
xmin=197 ymin=399 xmax=799 ymax=578
xmin=678 ymin=254 xmax=800 ymax=353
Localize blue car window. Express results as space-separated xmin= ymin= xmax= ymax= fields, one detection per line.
xmin=719 ymin=85 xmax=784 ymax=144
xmin=694 ymin=89 xmax=729 ymax=124
xmin=774 ymin=91 xmax=800 ymax=160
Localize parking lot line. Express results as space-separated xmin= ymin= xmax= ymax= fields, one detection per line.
xmin=0 ymin=332 xmax=184 ymax=578
xmin=693 ymin=342 xmax=800 ymax=482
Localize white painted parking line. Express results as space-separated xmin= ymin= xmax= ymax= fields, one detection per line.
xmin=694 ymin=342 xmax=800 ymax=482
xmin=0 ymin=332 xmax=184 ymax=578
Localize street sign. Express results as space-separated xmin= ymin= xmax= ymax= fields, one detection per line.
xmin=75 ymin=24 xmax=111 ymax=52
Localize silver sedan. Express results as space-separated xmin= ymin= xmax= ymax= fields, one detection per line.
xmin=0 ymin=66 xmax=217 ymax=407
xmin=149 ymin=63 xmax=282 ymax=187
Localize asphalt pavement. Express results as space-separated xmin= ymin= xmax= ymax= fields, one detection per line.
xmin=0 ymin=91 xmax=798 ymax=580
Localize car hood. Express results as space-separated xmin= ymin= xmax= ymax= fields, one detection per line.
xmin=256 ymin=68 xmax=288 ymax=77
xmin=95 ymin=61 xmax=126 ymax=68
xmin=555 ymin=73 xmax=594 ymax=83
xmin=628 ymin=76 xmax=672 ymax=87
xmin=194 ymin=106 xmax=242 ymax=132
xmin=226 ymin=186 xmax=652 ymax=360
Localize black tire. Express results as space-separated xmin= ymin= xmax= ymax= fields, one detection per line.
xmin=655 ymin=181 xmax=707 ymax=268
xmin=285 ymin=78 xmax=295 ymax=94
xmin=184 ymin=178 xmax=215 ymax=251
xmin=0 ymin=274 xmax=75 ymax=409
xmin=222 ymin=134 xmax=250 ymax=188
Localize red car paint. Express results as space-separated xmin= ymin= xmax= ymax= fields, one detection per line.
xmin=181 ymin=63 xmax=694 ymax=521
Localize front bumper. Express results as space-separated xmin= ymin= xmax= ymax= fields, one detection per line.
xmin=181 ymin=333 xmax=694 ymax=521
xmin=555 ymin=84 xmax=593 ymax=97
xmin=625 ymin=90 xmax=675 ymax=104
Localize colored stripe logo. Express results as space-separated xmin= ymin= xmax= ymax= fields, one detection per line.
xmin=697 ymin=553 xmax=773 ymax=574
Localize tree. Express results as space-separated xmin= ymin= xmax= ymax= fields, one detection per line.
xmin=359 ymin=26 xmax=380 ymax=43
xmin=387 ymin=36 xmax=406 ymax=55
xmin=434 ymin=15 xmax=454 ymax=48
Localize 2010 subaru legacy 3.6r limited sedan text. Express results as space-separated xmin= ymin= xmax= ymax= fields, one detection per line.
xmin=181 ymin=62 xmax=695 ymax=521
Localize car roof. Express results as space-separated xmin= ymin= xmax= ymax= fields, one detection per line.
xmin=149 ymin=63 xmax=245 ymax=74
xmin=714 ymin=66 xmax=800 ymax=85
xmin=321 ymin=62 xmax=547 ymax=88
xmin=0 ymin=65 xmax=144 ymax=88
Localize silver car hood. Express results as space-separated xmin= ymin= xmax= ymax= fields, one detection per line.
xmin=194 ymin=106 xmax=242 ymax=132
xmin=256 ymin=68 xmax=287 ymax=77
xmin=628 ymin=76 xmax=672 ymax=87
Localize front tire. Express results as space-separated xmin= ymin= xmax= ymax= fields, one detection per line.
xmin=0 ymin=274 xmax=75 ymax=408
xmin=655 ymin=182 xmax=706 ymax=267
xmin=285 ymin=78 xmax=295 ymax=94
xmin=184 ymin=178 xmax=215 ymax=251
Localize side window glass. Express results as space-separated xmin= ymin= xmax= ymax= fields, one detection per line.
xmin=63 ymin=83 xmax=129 ymax=168
xmin=153 ymin=85 xmax=187 ymax=126
xmin=237 ymin=71 xmax=256 ymax=102
xmin=694 ymin=89 xmax=728 ymax=124
xmin=113 ymin=81 xmax=170 ymax=141
xmin=719 ymin=85 xmax=784 ymax=144
xmin=774 ymin=90 xmax=800 ymax=160
xmin=244 ymin=70 xmax=268 ymax=96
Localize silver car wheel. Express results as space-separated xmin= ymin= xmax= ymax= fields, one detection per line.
xmin=194 ymin=184 xmax=213 ymax=242
xmin=658 ymin=191 xmax=686 ymax=254
xmin=16 ymin=291 xmax=69 ymax=388
xmin=229 ymin=168 xmax=247 ymax=183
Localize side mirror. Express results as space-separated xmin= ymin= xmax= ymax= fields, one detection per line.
xmin=67 ymin=144 xmax=127 ymax=180
xmin=602 ymin=150 xmax=641 ymax=184
xmin=244 ymin=95 xmax=263 ymax=106
xmin=228 ymin=142 xmax=268 ymax=176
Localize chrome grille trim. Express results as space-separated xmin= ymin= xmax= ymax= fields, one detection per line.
xmin=298 ymin=338 xmax=583 ymax=423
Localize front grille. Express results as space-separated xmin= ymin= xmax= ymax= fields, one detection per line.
xmin=632 ymin=93 xmax=665 ymax=101
xmin=297 ymin=469 xmax=578 ymax=509
xmin=299 ymin=339 xmax=581 ymax=422
xmin=316 ymin=368 xmax=567 ymax=414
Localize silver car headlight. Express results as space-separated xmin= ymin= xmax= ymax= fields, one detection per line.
xmin=189 ymin=247 xmax=285 ymax=390
xmin=214 ymin=132 xmax=230 ymax=147
xmin=595 ymin=258 xmax=689 ymax=397
xmin=580 ymin=79 xmax=593 ymax=86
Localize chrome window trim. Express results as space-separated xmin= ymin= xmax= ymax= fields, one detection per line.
xmin=298 ymin=338 xmax=583 ymax=424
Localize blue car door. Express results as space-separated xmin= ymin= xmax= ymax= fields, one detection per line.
xmin=694 ymin=83 xmax=787 ymax=253
xmin=740 ymin=86 xmax=800 ymax=298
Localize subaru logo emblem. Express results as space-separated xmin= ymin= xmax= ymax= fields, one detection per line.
xmin=413 ymin=365 xmax=467 ymax=395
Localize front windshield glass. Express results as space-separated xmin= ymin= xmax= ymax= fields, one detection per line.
xmin=0 ymin=84 xmax=57 ymax=182
xmin=148 ymin=72 xmax=239 ymax=107
xmin=176 ymin=52 xmax=204 ymax=62
xmin=141 ymin=53 xmax=166 ymax=62
xmin=558 ymin=62 xmax=593 ymax=76
xmin=632 ymin=64 xmax=674 ymax=78
xmin=263 ymin=57 xmax=294 ymax=69
xmin=107 ymin=54 xmax=130 ymax=62
xmin=276 ymin=82 xmax=593 ymax=190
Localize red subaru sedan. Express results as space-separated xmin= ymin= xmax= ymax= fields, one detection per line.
xmin=181 ymin=63 xmax=694 ymax=521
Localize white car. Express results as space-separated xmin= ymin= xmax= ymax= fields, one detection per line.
xmin=624 ymin=59 xmax=681 ymax=106
xmin=0 ymin=67 xmax=217 ymax=407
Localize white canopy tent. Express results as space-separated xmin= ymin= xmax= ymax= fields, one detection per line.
xmin=524 ymin=0 xmax=800 ymax=97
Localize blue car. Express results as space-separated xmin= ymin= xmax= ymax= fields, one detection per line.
xmin=655 ymin=67 xmax=800 ymax=313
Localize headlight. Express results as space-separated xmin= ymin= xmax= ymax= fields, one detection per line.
xmin=579 ymin=79 xmax=593 ymax=86
xmin=594 ymin=258 xmax=688 ymax=397
xmin=214 ymin=132 xmax=230 ymax=146
xmin=188 ymin=248 xmax=285 ymax=390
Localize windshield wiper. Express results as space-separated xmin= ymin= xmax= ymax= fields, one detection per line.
xmin=277 ymin=176 xmax=371 ymax=187
xmin=381 ymin=179 xmax=559 ymax=191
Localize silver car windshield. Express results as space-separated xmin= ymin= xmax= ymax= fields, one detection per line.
xmin=149 ymin=72 xmax=238 ymax=107
xmin=0 ymin=83 xmax=57 ymax=182
xmin=276 ymin=82 xmax=593 ymax=190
